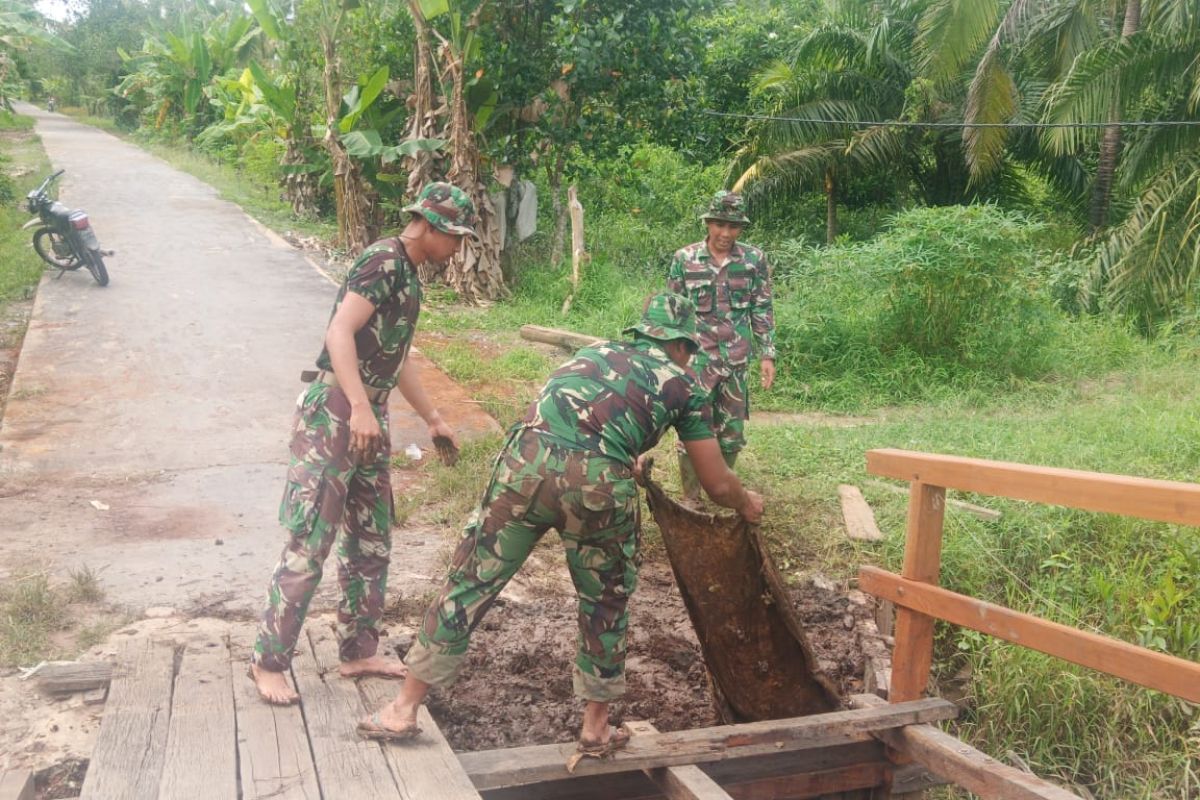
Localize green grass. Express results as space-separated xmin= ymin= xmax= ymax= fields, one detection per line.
xmin=0 ymin=112 xmax=53 ymax=308
xmin=0 ymin=566 xmax=117 ymax=667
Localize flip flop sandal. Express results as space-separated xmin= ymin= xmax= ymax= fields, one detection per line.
xmin=247 ymin=664 xmax=299 ymax=707
xmin=566 ymin=725 xmax=631 ymax=773
xmin=357 ymin=712 xmax=421 ymax=743
xmin=433 ymin=435 xmax=460 ymax=467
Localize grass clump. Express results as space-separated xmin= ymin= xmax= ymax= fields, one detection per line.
xmin=0 ymin=113 xmax=52 ymax=306
xmin=1 ymin=567 xmax=113 ymax=667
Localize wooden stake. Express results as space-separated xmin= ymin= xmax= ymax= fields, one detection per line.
xmin=561 ymin=184 xmax=587 ymax=315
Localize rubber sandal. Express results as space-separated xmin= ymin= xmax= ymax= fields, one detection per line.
xmin=566 ymin=725 xmax=631 ymax=773
xmin=357 ymin=711 xmax=422 ymax=743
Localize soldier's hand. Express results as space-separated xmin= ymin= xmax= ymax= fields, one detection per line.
xmin=633 ymin=454 xmax=650 ymax=486
xmin=760 ymin=359 xmax=776 ymax=391
xmin=349 ymin=405 xmax=384 ymax=462
xmin=739 ymin=490 xmax=764 ymax=524
xmin=428 ymin=417 xmax=459 ymax=466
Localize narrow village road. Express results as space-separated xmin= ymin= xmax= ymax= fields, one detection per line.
xmin=0 ymin=105 xmax=496 ymax=613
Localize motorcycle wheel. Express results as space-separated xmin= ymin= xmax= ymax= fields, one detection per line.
xmin=86 ymin=251 xmax=109 ymax=287
xmin=32 ymin=228 xmax=81 ymax=269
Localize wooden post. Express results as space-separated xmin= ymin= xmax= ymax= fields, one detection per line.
xmin=561 ymin=184 xmax=587 ymax=315
xmin=890 ymin=481 xmax=946 ymax=703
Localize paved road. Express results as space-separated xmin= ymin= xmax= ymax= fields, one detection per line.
xmin=0 ymin=104 xmax=496 ymax=613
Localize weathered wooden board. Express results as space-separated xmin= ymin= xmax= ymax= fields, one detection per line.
xmin=839 ymin=485 xmax=884 ymax=541
xmin=158 ymin=644 xmax=237 ymax=799
xmin=292 ymin=631 xmax=402 ymax=799
xmin=852 ymin=695 xmax=1084 ymax=799
xmin=460 ymin=697 xmax=957 ymax=790
xmin=79 ymin=638 xmax=176 ymax=800
xmin=34 ymin=661 xmax=112 ymax=695
xmin=358 ymin=677 xmax=482 ymax=799
xmin=626 ymin=720 xmax=733 ymax=800
xmin=0 ymin=771 xmax=33 ymax=800
xmin=232 ymin=656 xmax=320 ymax=800
xmin=519 ymin=324 xmax=605 ymax=351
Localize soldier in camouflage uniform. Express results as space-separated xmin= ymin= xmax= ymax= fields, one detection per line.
xmin=668 ymin=190 xmax=776 ymax=502
xmin=250 ymin=182 xmax=478 ymax=706
xmin=358 ymin=293 xmax=764 ymax=749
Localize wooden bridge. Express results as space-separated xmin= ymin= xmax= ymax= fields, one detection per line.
xmin=69 ymin=451 xmax=1200 ymax=800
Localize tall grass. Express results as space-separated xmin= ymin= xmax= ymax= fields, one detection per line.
xmin=0 ymin=112 xmax=52 ymax=305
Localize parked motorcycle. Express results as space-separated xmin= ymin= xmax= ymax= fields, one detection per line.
xmin=23 ymin=169 xmax=111 ymax=286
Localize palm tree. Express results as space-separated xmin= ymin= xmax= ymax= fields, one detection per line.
xmin=731 ymin=0 xmax=922 ymax=243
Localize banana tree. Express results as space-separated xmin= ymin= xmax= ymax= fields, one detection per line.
xmin=0 ymin=0 xmax=72 ymax=108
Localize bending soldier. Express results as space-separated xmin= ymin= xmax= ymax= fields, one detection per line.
xmin=358 ymin=292 xmax=764 ymax=756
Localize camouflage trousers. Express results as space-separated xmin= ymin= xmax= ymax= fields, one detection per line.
xmin=677 ymin=357 xmax=748 ymax=499
xmin=253 ymin=382 xmax=393 ymax=672
xmin=405 ymin=427 xmax=641 ymax=702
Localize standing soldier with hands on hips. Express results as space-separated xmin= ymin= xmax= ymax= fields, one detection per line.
xmin=357 ymin=293 xmax=764 ymax=759
xmin=250 ymin=183 xmax=477 ymax=706
xmin=668 ymin=190 xmax=776 ymax=503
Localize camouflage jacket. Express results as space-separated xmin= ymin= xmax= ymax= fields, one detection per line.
xmin=521 ymin=339 xmax=714 ymax=466
xmin=666 ymin=240 xmax=776 ymax=366
xmin=315 ymin=238 xmax=421 ymax=391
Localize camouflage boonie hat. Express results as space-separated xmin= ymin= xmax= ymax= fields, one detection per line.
xmin=701 ymin=190 xmax=749 ymax=225
xmin=403 ymin=182 xmax=479 ymax=239
xmin=623 ymin=292 xmax=700 ymax=352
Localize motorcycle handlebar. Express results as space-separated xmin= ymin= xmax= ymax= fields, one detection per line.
xmin=31 ymin=169 xmax=65 ymax=198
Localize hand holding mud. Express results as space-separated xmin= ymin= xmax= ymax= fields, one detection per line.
xmin=739 ymin=489 xmax=764 ymax=523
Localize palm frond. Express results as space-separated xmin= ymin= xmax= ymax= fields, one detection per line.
xmin=917 ymin=0 xmax=1002 ymax=84
xmin=964 ymin=43 xmax=1019 ymax=182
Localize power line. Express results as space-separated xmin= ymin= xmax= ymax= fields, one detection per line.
xmin=701 ymin=109 xmax=1200 ymax=129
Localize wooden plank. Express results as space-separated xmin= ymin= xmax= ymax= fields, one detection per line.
xmin=291 ymin=631 xmax=402 ymax=799
xmin=867 ymin=480 xmax=1001 ymax=521
xmin=889 ymin=482 xmax=945 ymax=703
xmin=851 ymin=695 xmax=1084 ymax=799
xmin=33 ymin=661 xmax=112 ymax=695
xmin=0 ymin=771 xmax=34 ymax=800
xmin=80 ymin=638 xmax=176 ymax=800
xmin=519 ymin=324 xmax=605 ymax=351
xmin=459 ymin=698 xmax=958 ymax=791
xmin=866 ymin=449 xmax=1200 ymax=526
xmin=358 ymin=677 xmax=482 ymax=799
xmin=724 ymin=764 xmax=888 ymax=799
xmin=158 ymin=644 xmax=238 ymax=799
xmin=859 ymin=566 xmax=1200 ymax=703
xmin=232 ymin=652 xmax=320 ymax=800
xmin=839 ymin=485 xmax=884 ymax=541
xmin=626 ymin=720 xmax=733 ymax=800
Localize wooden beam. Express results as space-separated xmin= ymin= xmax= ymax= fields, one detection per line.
xmin=889 ymin=482 xmax=945 ymax=703
xmin=33 ymin=661 xmax=112 ymax=695
xmin=839 ymin=485 xmax=884 ymax=541
xmin=724 ymin=764 xmax=888 ymax=799
xmin=460 ymin=698 xmax=958 ymax=791
xmin=80 ymin=638 xmax=175 ymax=800
xmin=867 ymin=480 xmax=1001 ymax=522
xmin=866 ymin=449 xmax=1200 ymax=526
xmin=851 ymin=695 xmax=1084 ymax=799
xmin=859 ymin=566 xmax=1200 ymax=703
xmin=358 ymin=678 xmax=482 ymax=799
xmin=232 ymin=649 xmax=320 ymax=800
xmin=625 ymin=720 xmax=733 ymax=800
xmin=0 ymin=771 xmax=33 ymax=800
xmin=158 ymin=645 xmax=238 ymax=799
xmin=519 ymin=324 xmax=604 ymax=351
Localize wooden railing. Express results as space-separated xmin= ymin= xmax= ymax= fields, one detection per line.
xmin=862 ymin=449 xmax=1200 ymax=706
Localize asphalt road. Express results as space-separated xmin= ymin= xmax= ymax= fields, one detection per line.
xmin=0 ymin=104 xmax=496 ymax=613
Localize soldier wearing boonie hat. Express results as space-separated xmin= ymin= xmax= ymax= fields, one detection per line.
xmin=668 ymin=190 xmax=777 ymax=503
xmin=249 ymin=182 xmax=477 ymax=707
xmin=359 ymin=291 xmax=763 ymax=759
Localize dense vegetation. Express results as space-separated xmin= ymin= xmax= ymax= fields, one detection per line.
xmin=4 ymin=0 xmax=1200 ymax=796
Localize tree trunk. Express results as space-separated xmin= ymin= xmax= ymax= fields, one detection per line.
xmin=548 ymin=152 xmax=567 ymax=266
xmin=824 ymin=166 xmax=839 ymax=245
xmin=1089 ymin=0 xmax=1141 ymax=236
xmin=321 ymin=21 xmax=372 ymax=253
xmin=281 ymin=129 xmax=319 ymax=216
xmin=435 ymin=15 xmax=507 ymax=303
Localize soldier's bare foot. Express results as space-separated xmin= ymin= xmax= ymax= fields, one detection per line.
xmin=250 ymin=663 xmax=299 ymax=706
xmin=357 ymin=701 xmax=421 ymax=741
xmin=339 ymin=655 xmax=409 ymax=679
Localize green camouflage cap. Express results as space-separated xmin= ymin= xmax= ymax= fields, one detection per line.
xmin=700 ymin=189 xmax=750 ymax=225
xmin=403 ymin=182 xmax=479 ymax=238
xmin=623 ymin=292 xmax=700 ymax=352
